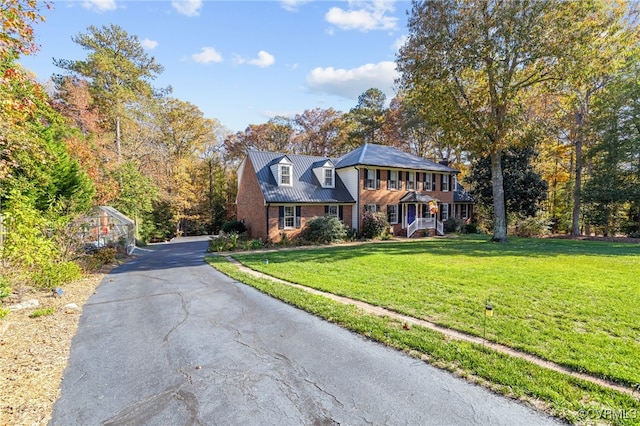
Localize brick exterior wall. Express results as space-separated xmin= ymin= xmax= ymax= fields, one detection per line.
xmin=236 ymin=158 xmax=268 ymax=240
xmin=237 ymin=154 xmax=462 ymax=241
xmin=236 ymin=158 xmax=354 ymax=242
xmin=358 ymin=168 xmax=456 ymax=236
xmin=267 ymin=204 xmax=354 ymax=243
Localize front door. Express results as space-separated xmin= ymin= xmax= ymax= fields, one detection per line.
xmin=407 ymin=204 xmax=416 ymax=224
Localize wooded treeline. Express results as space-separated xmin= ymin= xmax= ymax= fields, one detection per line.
xmin=1 ymin=0 xmax=639 ymax=288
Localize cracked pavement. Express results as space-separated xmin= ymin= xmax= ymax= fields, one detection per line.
xmin=50 ymin=236 xmax=562 ymax=425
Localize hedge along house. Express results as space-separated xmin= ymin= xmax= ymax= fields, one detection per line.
xmin=236 ymin=144 xmax=472 ymax=242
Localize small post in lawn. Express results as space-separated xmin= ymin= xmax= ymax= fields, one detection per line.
xmin=483 ymin=299 xmax=493 ymax=346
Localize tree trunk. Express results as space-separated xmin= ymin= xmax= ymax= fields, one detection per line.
xmin=572 ymin=125 xmax=583 ymax=237
xmin=490 ymin=150 xmax=508 ymax=242
xmin=572 ymin=94 xmax=590 ymax=237
xmin=115 ymin=115 xmax=122 ymax=159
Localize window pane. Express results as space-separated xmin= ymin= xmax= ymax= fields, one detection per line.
xmin=424 ymin=173 xmax=433 ymax=191
xmin=281 ymin=166 xmax=291 ymax=185
xmin=407 ymin=172 xmax=415 ymax=190
xmin=365 ymin=169 xmax=376 ymax=189
xmin=388 ymin=204 xmax=398 ymax=224
xmin=284 ymin=206 xmax=295 ymax=227
xmin=324 ymin=168 xmax=333 ymax=186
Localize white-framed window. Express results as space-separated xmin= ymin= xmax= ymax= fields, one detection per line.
xmin=326 ymin=205 xmax=338 ymax=217
xmin=441 ymin=203 xmax=449 ymax=221
xmin=387 ymin=170 xmax=399 ymax=190
xmin=424 ymin=173 xmax=434 ymax=191
xmin=284 ymin=206 xmax=295 ymax=228
xmin=406 ymin=171 xmax=416 ymax=190
xmin=365 ymin=169 xmax=377 ymax=190
xmin=441 ymin=174 xmax=450 ymax=192
xmin=387 ymin=204 xmax=398 ymax=224
xmin=323 ymin=167 xmax=334 ymax=187
xmin=364 ymin=204 xmax=378 ymax=213
xmin=280 ymin=165 xmax=292 ymax=186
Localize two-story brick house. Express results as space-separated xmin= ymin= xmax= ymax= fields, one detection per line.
xmin=236 ymin=143 xmax=472 ymax=242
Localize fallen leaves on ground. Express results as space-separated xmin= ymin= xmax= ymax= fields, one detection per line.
xmin=0 ymin=269 xmax=112 ymax=426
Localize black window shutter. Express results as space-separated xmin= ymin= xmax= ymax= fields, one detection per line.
xmin=449 ymin=175 xmax=453 ymax=191
xmin=398 ymin=204 xmax=403 ymax=219
xmin=324 ymin=205 xmax=329 ymax=215
xmin=376 ymin=169 xmax=381 ymax=189
xmin=295 ymin=206 xmax=301 ymax=228
xmin=416 ymin=172 xmax=421 ymax=184
xmin=278 ymin=206 xmax=284 ymax=229
xmin=363 ymin=168 xmax=368 ymax=187
xmin=432 ymin=173 xmax=437 ymax=188
xmin=338 ymin=206 xmax=344 ymax=221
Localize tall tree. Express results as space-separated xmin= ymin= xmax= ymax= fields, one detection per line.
xmin=346 ymin=88 xmax=387 ymax=146
xmin=52 ymin=76 xmax=119 ymax=204
xmin=583 ymin=54 xmax=640 ymax=236
xmin=224 ymin=117 xmax=295 ymax=162
xmin=555 ymin=2 xmax=638 ymax=236
xmin=292 ymin=108 xmax=347 ymax=156
xmin=397 ymin=0 xmax=603 ymax=242
xmin=0 ymin=0 xmax=48 ymax=57
xmin=153 ymin=98 xmax=221 ymax=235
xmin=54 ymin=24 xmax=164 ymax=159
xmin=468 ymin=146 xmax=548 ymax=220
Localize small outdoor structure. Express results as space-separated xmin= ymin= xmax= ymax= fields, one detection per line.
xmin=80 ymin=206 xmax=136 ymax=254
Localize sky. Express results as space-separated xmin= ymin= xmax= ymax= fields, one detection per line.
xmin=20 ymin=0 xmax=411 ymax=133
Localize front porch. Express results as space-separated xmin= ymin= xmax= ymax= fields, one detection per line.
xmin=400 ymin=192 xmax=444 ymax=237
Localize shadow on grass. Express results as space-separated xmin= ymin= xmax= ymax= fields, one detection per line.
xmin=232 ymin=235 xmax=640 ymax=264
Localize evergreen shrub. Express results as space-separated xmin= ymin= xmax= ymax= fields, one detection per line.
xmin=361 ymin=211 xmax=389 ymax=239
xmin=301 ymin=216 xmax=348 ymax=244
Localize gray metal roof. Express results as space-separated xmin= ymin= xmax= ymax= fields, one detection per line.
xmin=247 ymin=150 xmax=356 ymax=204
xmin=454 ymin=182 xmax=474 ymax=203
xmin=335 ymin=143 xmax=458 ymax=173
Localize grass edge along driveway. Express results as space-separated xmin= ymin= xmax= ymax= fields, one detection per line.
xmin=206 ymin=236 xmax=640 ymax=425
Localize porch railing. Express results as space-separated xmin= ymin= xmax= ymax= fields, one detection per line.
xmin=407 ymin=217 xmax=437 ymax=237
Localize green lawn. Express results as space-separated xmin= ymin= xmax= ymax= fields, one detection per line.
xmin=230 ymin=235 xmax=640 ymax=388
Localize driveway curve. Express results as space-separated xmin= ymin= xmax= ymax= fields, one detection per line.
xmin=51 ymin=236 xmax=561 ymax=425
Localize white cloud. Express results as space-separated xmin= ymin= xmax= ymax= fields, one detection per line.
xmin=172 ymin=0 xmax=202 ymax=17
xmin=192 ymin=47 xmax=223 ymax=64
xmin=306 ymin=61 xmax=398 ymax=100
xmin=235 ymin=51 xmax=276 ymax=68
xmin=82 ymin=0 xmax=117 ymax=12
xmin=280 ymin=0 xmax=311 ymax=12
xmin=141 ymin=38 xmax=159 ymax=50
xmin=393 ymin=34 xmax=408 ymax=52
xmin=325 ymin=1 xmax=398 ymax=32
xmin=249 ymin=51 xmax=275 ymax=68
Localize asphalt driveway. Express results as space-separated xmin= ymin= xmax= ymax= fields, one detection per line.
xmin=50 ymin=236 xmax=562 ymax=425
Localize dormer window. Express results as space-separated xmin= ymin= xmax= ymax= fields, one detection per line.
xmin=323 ymin=167 xmax=334 ymax=188
xmin=313 ymin=159 xmax=335 ymax=188
xmin=280 ymin=164 xmax=292 ymax=186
